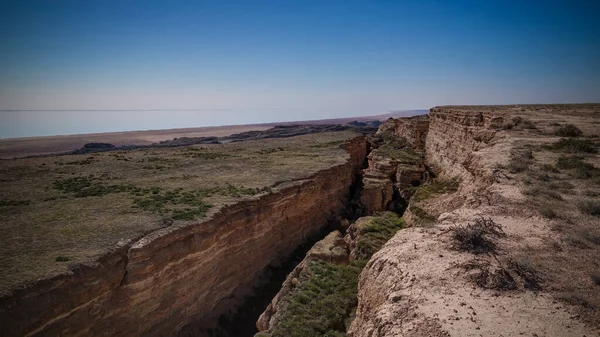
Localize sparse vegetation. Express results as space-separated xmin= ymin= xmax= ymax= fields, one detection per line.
xmin=411 ymin=178 xmax=459 ymax=202
xmin=577 ymin=199 xmax=600 ymax=216
xmin=375 ymin=144 xmax=423 ymax=163
xmin=179 ymin=148 xmax=230 ymax=159
xmin=409 ymin=205 xmax=436 ymax=225
xmin=269 ymin=260 xmax=364 ymax=337
xmin=539 ymin=204 xmax=558 ymax=219
xmin=544 ymin=138 xmax=598 ymax=153
xmin=265 ymin=213 xmax=404 ymax=337
xmin=507 ymin=148 xmax=534 ymax=173
xmin=52 ymin=176 xmax=134 ymax=198
xmin=555 ymin=124 xmax=582 ymax=137
xmin=355 ymin=213 xmax=405 ymax=260
xmin=523 ymin=186 xmax=563 ymax=200
xmin=559 ymin=293 xmax=596 ymax=309
xmin=491 ymin=116 xmax=536 ymax=130
xmin=0 ymin=199 xmax=31 ymax=207
xmin=451 ymin=217 xmax=504 ymax=254
xmin=0 ymin=130 xmax=358 ymax=293
xmin=511 ymin=258 xmax=542 ymax=290
xmin=556 ymin=156 xmax=600 ymax=179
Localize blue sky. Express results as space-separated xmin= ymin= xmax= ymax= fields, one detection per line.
xmin=0 ymin=0 xmax=599 ymax=137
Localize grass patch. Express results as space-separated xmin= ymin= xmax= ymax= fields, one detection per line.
xmin=556 ymin=156 xmax=600 ymax=179
xmin=0 ymin=199 xmax=31 ymax=207
xmin=178 ymin=148 xmax=231 ymax=159
xmin=544 ymin=138 xmax=598 ymax=153
xmin=52 ymin=176 xmax=134 ymax=198
xmin=540 ymin=164 xmax=559 ymax=173
xmin=539 ymin=204 xmax=558 ymax=219
xmin=268 ymin=213 xmax=404 ymax=337
xmin=310 ymin=140 xmax=346 ymax=148
xmin=555 ymin=124 xmax=582 ymax=137
xmin=411 ymin=178 xmax=459 ymax=202
xmin=491 ymin=116 xmax=536 ymax=130
xmin=451 ymin=217 xmax=504 ymax=254
xmin=577 ymin=199 xmax=600 ymax=216
xmin=410 ymin=206 xmax=436 ymax=225
xmin=559 ymin=293 xmax=596 ymax=309
xmin=270 ymin=260 xmax=364 ymax=337
xmin=523 ymin=186 xmax=563 ymax=200
xmin=375 ymin=144 xmax=423 ymax=163
xmin=507 ymin=149 xmax=534 ymax=173
xmin=55 ymin=256 xmax=70 ymax=262
xmin=354 ymin=213 xmax=405 ymax=260
xmin=370 ymin=130 xmax=409 ymax=149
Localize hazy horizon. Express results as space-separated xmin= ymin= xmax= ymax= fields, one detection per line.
xmin=1 ymin=1 xmax=599 ymax=137
xmin=0 ymin=109 xmax=429 ymax=139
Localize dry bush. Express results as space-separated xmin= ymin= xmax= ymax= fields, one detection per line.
xmin=451 ymin=217 xmax=505 ymax=254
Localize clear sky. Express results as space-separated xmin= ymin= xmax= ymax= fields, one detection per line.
xmin=0 ymin=0 xmax=599 ymax=137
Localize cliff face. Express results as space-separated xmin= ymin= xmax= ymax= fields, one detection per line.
xmin=0 ymin=137 xmax=367 ymax=337
xmin=348 ymin=106 xmax=599 ymax=337
xmin=425 ymin=107 xmax=497 ymax=185
xmin=360 ymin=116 xmax=429 ymax=214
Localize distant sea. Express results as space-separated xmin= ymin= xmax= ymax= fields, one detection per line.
xmin=0 ymin=109 xmax=426 ymax=139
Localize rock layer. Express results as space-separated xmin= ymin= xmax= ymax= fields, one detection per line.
xmin=0 ymin=137 xmax=367 ymax=337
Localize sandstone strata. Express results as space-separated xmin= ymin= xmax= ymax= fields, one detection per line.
xmin=0 ymin=137 xmax=366 ymax=337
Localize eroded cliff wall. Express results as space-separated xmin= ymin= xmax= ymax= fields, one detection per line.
xmin=348 ymin=108 xmax=502 ymax=336
xmin=348 ymin=106 xmax=599 ymax=337
xmin=0 ymin=137 xmax=367 ymax=337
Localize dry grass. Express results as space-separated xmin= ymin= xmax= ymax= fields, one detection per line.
xmin=0 ymin=131 xmax=359 ymax=295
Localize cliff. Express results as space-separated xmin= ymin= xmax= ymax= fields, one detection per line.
xmin=349 ymin=105 xmax=600 ymax=336
xmin=0 ymin=137 xmax=367 ymax=337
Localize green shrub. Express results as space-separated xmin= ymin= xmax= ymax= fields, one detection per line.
xmin=540 ymin=164 xmax=559 ymax=173
xmin=270 ymin=260 xmax=365 ymax=337
xmin=355 ymin=213 xmax=405 ymax=260
xmin=410 ymin=206 xmax=436 ymax=224
xmin=555 ymin=124 xmax=582 ymax=137
xmin=578 ymin=199 xmax=600 ymax=216
xmin=0 ymin=199 xmax=31 ymax=207
xmin=52 ymin=176 xmax=134 ymax=198
xmin=540 ymin=205 xmax=558 ymax=219
xmin=556 ymin=156 xmax=600 ymax=179
xmin=412 ymin=179 xmax=459 ymax=202
xmin=375 ymin=144 xmax=423 ymax=163
xmin=55 ymin=256 xmax=70 ymax=262
xmin=544 ymin=138 xmax=598 ymax=153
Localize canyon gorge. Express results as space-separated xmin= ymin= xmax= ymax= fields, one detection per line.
xmin=1 ymin=105 xmax=599 ymax=337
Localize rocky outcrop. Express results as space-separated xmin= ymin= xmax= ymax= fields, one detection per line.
xmin=0 ymin=137 xmax=367 ymax=337
xmin=360 ymin=116 xmax=430 ymax=213
xmin=378 ymin=116 xmax=430 ymax=149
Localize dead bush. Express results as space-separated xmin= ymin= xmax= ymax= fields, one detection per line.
xmin=451 ymin=217 xmax=504 ymax=254
xmin=463 ymin=260 xmax=517 ymax=291
xmin=511 ymin=259 xmax=542 ymax=290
